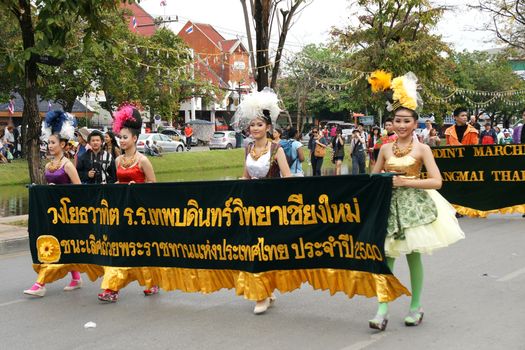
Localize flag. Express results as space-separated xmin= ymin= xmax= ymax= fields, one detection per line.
xmin=132 ymin=16 xmax=137 ymax=30
xmin=7 ymin=98 xmax=15 ymax=115
xmin=160 ymin=0 xmax=167 ymax=6
xmin=185 ymin=25 xmax=193 ymax=34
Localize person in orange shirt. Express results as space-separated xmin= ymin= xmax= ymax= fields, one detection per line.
xmin=445 ymin=107 xmax=479 ymax=145
xmin=184 ymin=123 xmax=193 ymax=151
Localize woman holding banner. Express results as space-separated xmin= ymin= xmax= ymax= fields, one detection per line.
xmin=97 ymin=104 xmax=159 ymax=303
xmin=24 ymin=111 xmax=89 ymax=297
xmin=234 ymin=87 xmax=292 ymax=314
xmin=367 ymin=71 xmax=465 ymax=330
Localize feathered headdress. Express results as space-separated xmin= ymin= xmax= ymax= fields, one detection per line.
xmin=368 ymin=70 xmax=422 ymax=112
xmin=112 ymin=104 xmax=142 ymax=134
xmin=41 ymin=110 xmax=77 ymax=141
xmin=368 ymin=70 xmax=392 ymax=93
xmin=231 ymin=87 xmax=281 ymax=131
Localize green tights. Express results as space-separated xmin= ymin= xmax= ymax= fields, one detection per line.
xmin=377 ymin=252 xmax=423 ymax=315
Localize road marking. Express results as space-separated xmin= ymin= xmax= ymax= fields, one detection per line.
xmin=0 ymin=299 xmax=26 ymax=307
xmin=497 ymin=267 xmax=525 ymax=282
xmin=339 ymin=332 xmax=388 ymax=350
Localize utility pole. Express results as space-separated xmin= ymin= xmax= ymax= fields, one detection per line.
xmin=190 ymin=49 xmax=196 ymax=122
xmin=240 ymin=0 xmax=257 ymax=80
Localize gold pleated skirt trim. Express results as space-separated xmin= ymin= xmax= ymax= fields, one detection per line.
xmin=33 ymin=264 xmax=105 ymax=284
xmin=453 ymin=204 xmax=525 ymax=218
xmin=33 ymin=264 xmax=410 ymax=302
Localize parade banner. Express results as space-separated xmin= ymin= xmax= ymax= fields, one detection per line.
xmin=28 ymin=175 xmax=410 ymax=301
xmin=430 ymin=144 xmax=525 ymax=216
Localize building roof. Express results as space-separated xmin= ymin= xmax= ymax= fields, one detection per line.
xmin=192 ymin=22 xmax=226 ymax=49
xmin=0 ymin=93 xmax=93 ymax=114
xmin=121 ymin=3 xmax=157 ymax=37
xmin=220 ymin=39 xmax=240 ymax=53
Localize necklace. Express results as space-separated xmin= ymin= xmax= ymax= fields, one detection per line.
xmin=120 ymin=151 xmax=137 ymax=169
xmin=250 ymin=140 xmax=269 ymax=161
xmin=392 ymin=139 xmax=413 ymax=157
xmin=47 ymin=156 xmax=64 ymax=173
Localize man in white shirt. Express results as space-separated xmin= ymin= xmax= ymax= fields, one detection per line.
xmin=420 ymin=120 xmax=432 ymax=143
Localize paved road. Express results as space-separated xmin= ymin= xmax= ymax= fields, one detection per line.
xmin=1 ymin=215 xmax=524 ymax=350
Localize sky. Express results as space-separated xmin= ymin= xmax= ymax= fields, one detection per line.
xmin=139 ymin=0 xmax=498 ymax=54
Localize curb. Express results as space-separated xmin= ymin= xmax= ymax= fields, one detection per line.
xmin=0 ymin=236 xmax=29 ymax=255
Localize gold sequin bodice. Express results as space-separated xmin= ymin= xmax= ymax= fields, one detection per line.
xmin=385 ymin=155 xmax=422 ymax=178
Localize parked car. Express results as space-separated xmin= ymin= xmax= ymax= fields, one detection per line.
xmin=160 ymin=128 xmax=198 ymax=146
xmin=137 ymin=133 xmax=185 ymax=153
xmin=209 ymin=131 xmax=237 ymax=150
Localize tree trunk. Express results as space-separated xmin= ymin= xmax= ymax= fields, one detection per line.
xmin=254 ymin=0 xmax=270 ymax=90
xmin=18 ymin=0 xmax=43 ymax=184
xmin=270 ymin=1 xmax=304 ymax=89
xmin=240 ymin=0 xmax=257 ymax=80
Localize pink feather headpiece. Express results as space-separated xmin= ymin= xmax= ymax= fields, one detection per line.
xmin=112 ymin=105 xmax=136 ymax=134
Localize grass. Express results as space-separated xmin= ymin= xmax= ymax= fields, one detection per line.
xmin=0 ymin=146 xmax=353 ymax=187
xmin=0 ymin=159 xmax=31 ymax=186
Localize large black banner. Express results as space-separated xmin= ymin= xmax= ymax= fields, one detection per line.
xmin=29 ymin=175 xmax=396 ymax=275
xmin=430 ymin=144 xmax=525 ymax=216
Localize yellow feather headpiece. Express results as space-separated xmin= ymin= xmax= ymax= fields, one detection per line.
xmin=368 ymin=70 xmax=392 ymax=93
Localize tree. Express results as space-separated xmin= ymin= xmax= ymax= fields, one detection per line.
xmin=279 ymin=45 xmax=361 ymax=131
xmin=471 ymin=1 xmax=525 ymax=51
xmin=445 ymin=50 xmax=525 ymax=126
xmin=1 ymin=0 xmax=133 ymax=184
xmin=241 ymin=0 xmax=312 ymax=90
xmin=332 ymin=0 xmax=454 ymax=122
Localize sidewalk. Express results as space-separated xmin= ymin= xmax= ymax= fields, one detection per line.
xmin=0 ymin=215 xmax=29 ymax=254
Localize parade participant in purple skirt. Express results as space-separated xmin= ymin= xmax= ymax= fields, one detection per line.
xmin=24 ymin=111 xmax=85 ymax=297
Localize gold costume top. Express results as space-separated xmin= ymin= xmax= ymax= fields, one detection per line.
xmin=385 ymin=155 xmax=422 ymax=179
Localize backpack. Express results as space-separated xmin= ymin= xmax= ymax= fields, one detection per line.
xmin=280 ymin=139 xmax=297 ymax=167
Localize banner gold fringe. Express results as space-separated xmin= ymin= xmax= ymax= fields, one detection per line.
xmin=453 ymin=204 xmax=525 ymax=218
xmin=33 ymin=264 xmax=410 ymax=303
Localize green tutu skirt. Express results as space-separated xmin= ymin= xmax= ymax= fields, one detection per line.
xmin=385 ymin=187 xmax=465 ymax=258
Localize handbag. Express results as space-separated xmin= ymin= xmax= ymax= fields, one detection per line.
xmin=314 ymin=143 xmax=326 ymax=158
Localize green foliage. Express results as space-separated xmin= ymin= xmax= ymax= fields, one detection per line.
xmin=332 ymin=0 xmax=453 ymax=120
xmin=445 ymin=50 xmax=525 ymax=124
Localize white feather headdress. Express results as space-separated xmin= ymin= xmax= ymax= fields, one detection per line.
xmin=231 ymin=87 xmax=281 ymax=131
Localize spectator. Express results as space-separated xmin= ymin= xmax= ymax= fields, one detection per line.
xmin=377 ymin=118 xmax=397 ymax=148
xmin=500 ymin=129 xmax=513 ymax=144
xmin=308 ymin=127 xmax=328 ymax=176
xmin=479 ymin=123 xmax=497 ymax=145
xmin=350 ymin=129 xmax=366 ymax=174
xmin=331 ymin=127 xmax=345 ymax=175
xmin=330 ymin=124 xmax=337 ymax=139
xmin=3 ymin=125 xmax=15 ymax=154
xmin=420 ymin=120 xmax=432 ymax=143
xmin=74 ymin=127 xmax=90 ymax=166
xmin=445 ymin=107 xmax=478 ymax=145
xmin=357 ymin=123 xmax=368 ymax=145
xmin=469 ymin=115 xmax=481 ymax=132
xmin=184 ymin=123 xmax=193 ymax=151
xmin=0 ymin=135 xmax=8 ymax=163
xmin=494 ymin=126 xmax=503 ymax=144
xmin=76 ymin=130 xmax=116 ymax=184
xmin=152 ymin=140 xmax=163 ymax=157
xmin=368 ymin=126 xmax=381 ymax=166
xmin=512 ymin=109 xmax=525 ymax=144
xmin=426 ymin=128 xmax=441 ymax=147
xmin=286 ymin=127 xmax=305 ymax=177
xmin=103 ymin=131 xmax=121 ymax=159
